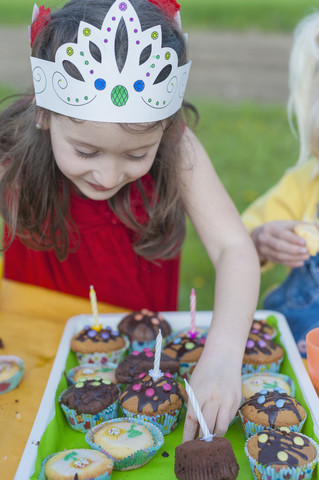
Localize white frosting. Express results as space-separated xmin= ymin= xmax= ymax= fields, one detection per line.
xmin=45 ymin=448 xmax=111 ymax=480
xmin=0 ymin=361 xmax=20 ymax=382
xmin=242 ymin=374 xmax=291 ymax=399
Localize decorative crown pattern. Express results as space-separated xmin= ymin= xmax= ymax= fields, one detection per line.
xmin=30 ymin=0 xmax=191 ymax=122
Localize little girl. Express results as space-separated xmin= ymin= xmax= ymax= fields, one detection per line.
xmin=242 ymin=12 xmax=319 ymax=358
xmin=0 ymin=0 xmax=259 ymax=439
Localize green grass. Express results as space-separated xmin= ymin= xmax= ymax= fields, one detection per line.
xmin=179 ymin=100 xmax=297 ymax=310
xmin=0 ymin=0 xmax=318 ymax=31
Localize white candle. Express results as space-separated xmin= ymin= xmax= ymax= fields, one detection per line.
xmin=149 ymin=329 xmax=163 ymax=381
xmin=190 ymin=288 xmax=196 ymax=333
xmin=184 ymin=379 xmax=214 ymax=441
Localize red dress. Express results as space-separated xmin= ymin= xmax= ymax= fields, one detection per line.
xmin=3 ymin=176 xmax=180 ymax=311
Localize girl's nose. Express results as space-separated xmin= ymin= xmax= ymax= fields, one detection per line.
xmin=94 ymin=157 xmax=124 ymax=188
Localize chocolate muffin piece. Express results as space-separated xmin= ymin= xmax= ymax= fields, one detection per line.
xmin=60 ymin=378 xmax=119 ymax=415
xmin=117 ymin=309 xmax=171 ymax=343
xmin=175 ymin=437 xmax=239 ymax=480
xmin=115 ymin=349 xmax=180 ymax=384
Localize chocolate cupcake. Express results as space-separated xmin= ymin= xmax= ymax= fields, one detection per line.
xmin=115 ymin=348 xmax=180 ymax=384
xmin=71 ymin=325 xmax=129 ymax=366
xmin=119 ymin=372 xmax=186 ymax=435
xmin=162 ymin=331 xmax=206 ymax=381
xmin=245 ymin=428 xmax=318 ymax=480
xmin=249 ymin=318 xmax=276 ymax=340
xmin=242 ymin=333 xmax=284 ymax=374
xmin=59 ymin=377 xmax=119 ymax=432
xmin=117 ymin=309 xmax=172 ymax=352
xmin=175 ymin=437 xmax=239 ymax=480
xmin=239 ymin=389 xmax=306 ymax=438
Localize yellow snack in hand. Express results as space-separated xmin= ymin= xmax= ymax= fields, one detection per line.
xmin=294 ymin=224 xmax=319 ymax=256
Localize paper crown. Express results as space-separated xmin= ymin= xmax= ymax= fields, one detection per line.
xmin=30 ymin=0 xmax=191 ymax=123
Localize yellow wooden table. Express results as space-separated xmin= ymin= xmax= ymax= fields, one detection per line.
xmin=0 ymin=279 xmax=127 ymax=480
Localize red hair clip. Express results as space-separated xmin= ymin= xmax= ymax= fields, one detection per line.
xmin=147 ymin=0 xmax=181 ymax=20
xmin=30 ymin=4 xmax=51 ymax=48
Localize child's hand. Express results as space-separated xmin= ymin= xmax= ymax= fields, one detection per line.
xmin=182 ymin=346 xmax=242 ymax=441
xmin=251 ymin=220 xmax=310 ymax=267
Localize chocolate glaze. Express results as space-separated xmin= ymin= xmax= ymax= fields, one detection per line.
xmin=241 ymin=390 xmax=303 ymax=428
xmin=256 ymin=429 xmax=312 ymax=467
xmin=75 ymin=326 xmax=119 ymax=344
xmin=245 ymin=334 xmax=281 ymax=357
xmin=116 ymin=350 xmax=179 ymax=383
xmin=120 ymin=374 xmax=185 ymax=413
xmin=163 ymin=335 xmax=205 ymax=361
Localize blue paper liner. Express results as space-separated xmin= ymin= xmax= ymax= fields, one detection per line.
xmin=241 ymin=372 xmax=296 ymax=401
xmin=0 ymin=355 xmax=24 ymax=394
xmin=85 ymin=417 xmax=164 ymax=471
xmin=38 ymin=448 xmax=114 ymax=480
xmin=59 ymin=392 xmax=119 ymax=433
xmin=238 ymin=409 xmax=307 ymax=439
xmin=244 ymin=433 xmax=319 ymax=480
xmin=241 ymin=355 xmax=284 ymax=375
xmin=121 ymin=404 xmax=183 ymax=435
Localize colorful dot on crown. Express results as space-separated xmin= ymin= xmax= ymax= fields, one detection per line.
xmin=84 ymin=96 xmax=88 ymax=100
xmin=67 ymin=97 xmax=70 ymax=101
xmin=145 ymin=388 xmax=155 ymax=397
xmin=112 ymin=16 xmax=116 ymax=21
xmin=80 ymin=51 xmax=84 ymax=56
xmin=119 ymin=2 xmax=127 ymax=11
xmin=156 ymin=55 xmax=160 ymax=59
xmin=66 ymin=47 xmax=74 ymax=56
xmin=90 ymin=70 xmax=94 ymax=74
xmin=111 ymin=85 xmax=129 ymax=106
xmin=85 ymin=61 xmax=89 ymax=65
xmin=151 ymin=31 xmax=158 ymax=40
xmin=104 ymin=39 xmax=108 ymax=43
xmin=148 ymin=98 xmax=152 ymax=103
xmin=162 ymin=383 xmax=172 ymax=392
xmin=146 ymin=72 xmax=150 ymax=77
xmin=130 ymin=17 xmax=134 ymax=21
xmin=95 ymin=78 xmax=106 ymax=91
xmin=136 ymin=40 xmax=140 ymax=45
xmin=134 ymin=28 xmax=138 ymax=33
xmin=83 ymin=28 xmax=91 ymax=36
xmin=150 ymin=64 xmax=155 ymax=68
xmin=132 ymin=383 xmax=142 ymax=391
xmin=107 ymin=27 xmax=111 ymax=32
xmin=165 ymin=52 xmax=171 ymax=60
xmin=134 ymin=80 xmax=145 ymax=92
xmin=156 ymin=101 xmax=159 ymax=105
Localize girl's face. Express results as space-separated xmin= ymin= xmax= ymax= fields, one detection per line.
xmin=49 ymin=115 xmax=164 ymax=200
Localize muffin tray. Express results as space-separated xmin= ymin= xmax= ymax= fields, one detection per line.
xmin=15 ymin=310 xmax=319 ymax=480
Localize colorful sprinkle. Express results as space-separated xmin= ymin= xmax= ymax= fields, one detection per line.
xmin=145 ymin=388 xmax=155 ymax=397
xmin=138 ymin=372 xmax=146 ymax=379
xmin=87 ymin=329 xmax=97 ymax=338
xmin=132 ymin=351 xmax=140 ymax=356
xmin=101 ymin=332 xmax=110 ymax=340
xmin=132 ymin=384 xmax=142 ymax=392
xmin=258 ymin=339 xmax=267 ymax=348
xmin=258 ymin=433 xmax=268 ymax=443
xmin=276 ymin=399 xmax=285 ymax=408
xmin=173 ymin=337 xmax=181 ymax=344
xmin=162 ymin=383 xmax=172 ymax=392
xmin=75 ymin=382 xmax=84 ymax=388
xmin=246 ymin=339 xmax=255 ymax=349
xmin=164 ymin=372 xmax=173 ymax=378
xmin=185 ymin=342 xmax=195 ymax=350
xmin=102 ymin=379 xmax=111 ymax=385
xmin=277 ymin=451 xmax=288 ymax=462
xmin=257 ymin=395 xmax=265 ymax=404
xmin=293 ymin=436 xmax=304 ymax=446
xmin=279 ymin=427 xmax=290 ymax=433
xmin=145 ymin=350 xmax=154 ymax=358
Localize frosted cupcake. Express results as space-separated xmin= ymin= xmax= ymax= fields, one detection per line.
xmin=70 ymin=325 xmax=129 ymax=365
xmin=67 ymin=362 xmax=118 ymax=385
xmin=119 ymin=372 xmax=186 ymax=435
xmin=241 ymin=372 xmax=295 ymax=401
xmin=242 ymin=334 xmax=284 ymax=374
xmin=245 ymin=428 xmax=318 ymax=480
xmin=39 ymin=448 xmax=113 ymax=480
xmin=59 ymin=377 xmax=119 ymax=433
xmin=239 ymin=389 xmax=306 ymax=438
xmin=0 ymin=355 xmax=24 ymax=394
xmin=249 ymin=318 xmax=276 ymax=340
xmin=85 ymin=417 xmax=164 ymax=470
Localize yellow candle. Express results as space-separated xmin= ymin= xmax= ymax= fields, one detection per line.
xmin=89 ymin=285 xmax=102 ymax=331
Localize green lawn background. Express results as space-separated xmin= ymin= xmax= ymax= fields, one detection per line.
xmin=0 ymin=0 xmax=312 ymax=310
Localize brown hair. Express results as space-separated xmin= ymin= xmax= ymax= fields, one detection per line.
xmin=0 ymin=0 xmax=198 ymax=261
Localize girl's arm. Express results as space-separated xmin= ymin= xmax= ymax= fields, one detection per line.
xmin=179 ymin=127 xmax=260 ymax=440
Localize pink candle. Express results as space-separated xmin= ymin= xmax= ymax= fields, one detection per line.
xmin=190 ymin=288 xmax=196 ymax=333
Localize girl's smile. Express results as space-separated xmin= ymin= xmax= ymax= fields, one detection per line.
xmin=49 ymin=116 xmax=164 ymax=200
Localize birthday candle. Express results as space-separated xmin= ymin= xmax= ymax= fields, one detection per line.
xmin=89 ymin=285 xmax=100 ymax=329
xmin=184 ymin=379 xmax=214 ymax=441
xmin=190 ymin=288 xmax=196 ymax=333
xmin=149 ymin=329 xmax=163 ymax=381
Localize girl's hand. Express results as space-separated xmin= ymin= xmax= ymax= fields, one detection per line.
xmin=182 ymin=347 xmax=242 ymax=441
xmin=251 ymin=220 xmax=310 ymax=267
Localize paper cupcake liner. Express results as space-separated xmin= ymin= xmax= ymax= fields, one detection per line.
xmin=75 ymin=336 xmax=130 ymax=366
xmin=67 ymin=362 xmax=118 ymax=385
xmin=239 ymin=409 xmax=307 ymax=439
xmin=241 ymin=355 xmax=284 ymax=375
xmin=244 ymin=433 xmax=319 ymax=480
xmin=59 ymin=393 xmax=119 ymax=433
xmin=0 ymin=355 xmax=24 ymax=394
xmin=85 ymin=417 xmax=164 ymax=471
xmin=38 ymin=451 xmax=113 ymax=480
xmin=241 ymin=372 xmax=296 ymax=402
xmin=178 ymin=361 xmax=197 ymax=382
xmin=121 ymin=405 xmax=183 ymax=435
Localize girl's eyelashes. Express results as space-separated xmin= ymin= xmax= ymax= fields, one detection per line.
xmin=76 ymin=149 xmax=99 ymax=159
xmin=126 ymin=153 xmax=147 ymax=161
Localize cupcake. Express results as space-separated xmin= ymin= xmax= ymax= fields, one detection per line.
xmin=241 ymin=372 xmax=295 ymax=401
xmin=115 ymin=348 xmax=180 ymax=384
xmin=242 ymin=334 xmax=284 ymax=374
xmin=85 ymin=417 xmax=164 ymax=471
xmin=67 ymin=363 xmax=118 ymax=385
xmin=59 ymin=377 xmax=119 ymax=433
xmin=0 ymin=355 xmax=24 ymax=394
xmin=175 ymin=437 xmax=239 ymax=480
xmin=117 ymin=309 xmax=172 ymax=352
xmin=70 ymin=325 xmax=129 ymax=365
xmin=39 ymin=448 xmax=113 ymax=480
xmin=238 ymin=389 xmax=306 ymax=438
xmin=119 ymin=372 xmax=186 ymax=435
xmin=162 ymin=332 xmax=206 ymax=381
xmin=245 ymin=428 xmax=319 ymax=480
xmin=249 ymin=318 xmax=276 ymax=340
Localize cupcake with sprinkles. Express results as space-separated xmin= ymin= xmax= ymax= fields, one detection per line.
xmin=242 ymin=333 xmax=284 ymax=374
xmin=238 ymin=389 xmax=307 ymax=438
xmin=245 ymin=427 xmax=319 ymax=480
xmin=249 ymin=317 xmax=276 ymax=340
xmin=59 ymin=377 xmax=120 ymax=433
xmin=117 ymin=308 xmax=172 ymax=352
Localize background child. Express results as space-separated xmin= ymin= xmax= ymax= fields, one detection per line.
xmin=242 ymin=12 xmax=319 ymax=358
xmin=0 ymin=0 xmax=260 ymax=438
